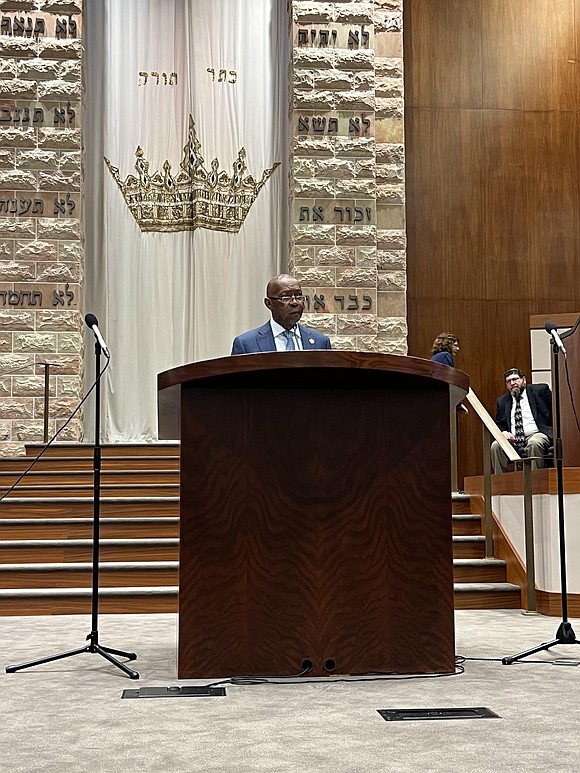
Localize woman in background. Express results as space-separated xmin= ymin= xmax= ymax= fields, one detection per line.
xmin=431 ymin=332 xmax=466 ymax=491
xmin=431 ymin=332 xmax=460 ymax=367
xmin=431 ymin=332 xmax=468 ymax=417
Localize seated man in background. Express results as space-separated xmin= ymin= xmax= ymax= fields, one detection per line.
xmin=491 ymin=368 xmax=553 ymax=473
xmin=231 ymin=274 xmax=331 ymax=354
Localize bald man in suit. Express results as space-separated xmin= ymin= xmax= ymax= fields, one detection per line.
xmin=231 ymin=274 xmax=331 ymax=354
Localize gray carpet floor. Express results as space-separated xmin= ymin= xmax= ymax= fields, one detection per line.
xmin=2 ymin=610 xmax=580 ymax=772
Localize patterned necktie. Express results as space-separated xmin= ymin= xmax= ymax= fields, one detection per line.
xmin=514 ymin=395 xmax=526 ymax=450
xmin=283 ymin=329 xmax=295 ymax=350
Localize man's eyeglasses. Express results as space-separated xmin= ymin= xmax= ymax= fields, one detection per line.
xmin=267 ymin=293 xmax=304 ymax=304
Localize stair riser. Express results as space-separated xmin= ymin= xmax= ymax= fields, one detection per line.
xmin=0 ymin=540 xmax=483 ymax=561
xmin=0 ymin=502 xmax=179 ymax=518
xmin=2 ymin=566 xmax=504 ymax=588
xmin=452 ymin=521 xmax=482 ymax=536
xmin=454 ymin=591 xmax=521 ymax=609
xmin=0 ymin=595 xmax=179 ymax=615
xmin=0 ymin=523 xmax=179 ymax=539
xmin=0 ymin=546 xmax=179 ymax=563
xmin=1 ymin=473 xmax=179 ymax=486
xmin=0 ymin=591 xmax=520 ymax=616
xmin=24 ymin=444 xmax=180 ymax=458
xmin=0 ymin=486 xmax=179 ymax=498
xmin=452 ymin=543 xmax=485 ymax=559
xmin=453 ymin=565 xmax=506 ymax=582
xmin=0 ymin=569 xmax=178 ymax=588
xmin=0 ymin=458 xmax=179 ymax=472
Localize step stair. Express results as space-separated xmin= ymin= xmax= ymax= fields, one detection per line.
xmin=0 ymin=497 xmax=179 ymax=519
xmin=0 ymin=445 xmax=522 ymax=614
xmin=451 ymin=492 xmax=520 ymax=609
xmin=1 ymin=469 xmax=179 ymax=486
xmin=0 ymin=483 xmax=179 ymax=498
xmin=0 ymin=517 xmax=179 ymax=540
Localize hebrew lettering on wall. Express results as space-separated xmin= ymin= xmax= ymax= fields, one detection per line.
xmin=0 ymin=104 xmax=76 ymax=126
xmin=296 ymin=25 xmax=370 ymax=49
xmin=0 ymin=15 xmax=79 ymax=38
xmin=0 ymin=284 xmax=77 ymax=309
xmin=296 ymin=113 xmax=372 ymax=137
xmin=302 ymin=292 xmax=373 ymax=313
xmin=299 ymin=205 xmax=374 ymax=225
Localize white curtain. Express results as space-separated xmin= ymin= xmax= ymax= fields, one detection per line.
xmin=84 ymin=0 xmax=288 ymax=441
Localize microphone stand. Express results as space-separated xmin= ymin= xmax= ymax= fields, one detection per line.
xmin=6 ymin=339 xmax=139 ymax=679
xmin=502 ymin=340 xmax=578 ymax=664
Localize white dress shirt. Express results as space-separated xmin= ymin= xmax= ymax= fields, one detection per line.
xmin=270 ymin=319 xmax=303 ymax=351
xmin=510 ymin=389 xmax=539 ymax=437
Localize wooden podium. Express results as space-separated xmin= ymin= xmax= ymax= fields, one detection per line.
xmin=158 ymin=351 xmax=468 ymax=678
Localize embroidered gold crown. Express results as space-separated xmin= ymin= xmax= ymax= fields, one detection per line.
xmin=104 ymin=115 xmax=280 ymax=233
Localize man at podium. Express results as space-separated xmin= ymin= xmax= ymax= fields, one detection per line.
xmin=231 ymin=274 xmax=332 ymax=354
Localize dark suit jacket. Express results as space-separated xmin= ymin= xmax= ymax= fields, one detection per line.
xmin=231 ymin=322 xmax=331 ymax=354
xmin=495 ymin=383 xmax=553 ymax=441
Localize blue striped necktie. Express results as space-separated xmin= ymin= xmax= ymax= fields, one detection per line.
xmin=283 ymin=329 xmax=295 ymax=350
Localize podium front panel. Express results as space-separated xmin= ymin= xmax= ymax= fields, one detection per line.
xmin=177 ymin=382 xmax=455 ymax=678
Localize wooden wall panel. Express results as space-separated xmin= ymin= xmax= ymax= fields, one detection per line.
xmin=480 ymin=110 xmax=536 ymax=300
xmin=404 ymin=0 xmax=483 ymax=108
xmin=404 ymin=0 xmax=580 ymax=478
xmin=405 ymin=109 xmax=485 ymax=300
xmin=481 ymin=0 xmax=578 ymax=111
xmin=482 ymin=110 xmax=579 ymax=301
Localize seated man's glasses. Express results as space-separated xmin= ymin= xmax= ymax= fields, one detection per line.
xmin=267 ymin=293 xmax=304 ymax=303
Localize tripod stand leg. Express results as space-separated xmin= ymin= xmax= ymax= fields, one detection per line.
xmin=6 ymin=644 xmax=91 ymax=673
xmin=502 ymin=639 xmax=560 ymax=665
xmin=502 ymin=621 xmax=579 ymax=664
xmin=93 ymin=645 xmax=139 ymax=679
xmin=6 ymin=642 xmax=140 ymax=679
xmin=99 ymin=644 xmax=137 ymax=661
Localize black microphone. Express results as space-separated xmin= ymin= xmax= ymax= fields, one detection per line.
xmin=85 ymin=313 xmax=110 ymax=358
xmin=545 ymin=320 xmax=566 ymax=355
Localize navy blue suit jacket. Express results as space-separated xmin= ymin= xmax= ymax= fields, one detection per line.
xmin=495 ymin=383 xmax=553 ymax=441
xmin=431 ymin=351 xmax=455 ymax=367
xmin=231 ymin=322 xmax=331 ymax=354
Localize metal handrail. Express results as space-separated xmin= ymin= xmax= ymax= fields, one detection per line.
xmin=450 ymin=409 xmax=458 ymax=493
xmin=519 ymin=457 xmax=537 ymax=612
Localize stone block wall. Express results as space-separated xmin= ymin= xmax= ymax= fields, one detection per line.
xmin=0 ymin=0 xmax=83 ymax=456
xmin=289 ymin=0 xmax=406 ymax=352
xmin=0 ymin=0 xmax=405 ymax=455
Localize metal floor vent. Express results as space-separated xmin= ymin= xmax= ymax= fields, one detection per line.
xmin=122 ymin=686 xmax=226 ymax=699
xmin=377 ymin=707 xmax=500 ymax=722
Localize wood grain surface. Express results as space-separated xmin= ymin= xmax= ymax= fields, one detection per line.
xmin=177 ymin=375 xmax=456 ymax=678
xmin=404 ymin=0 xmax=580 ymax=481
